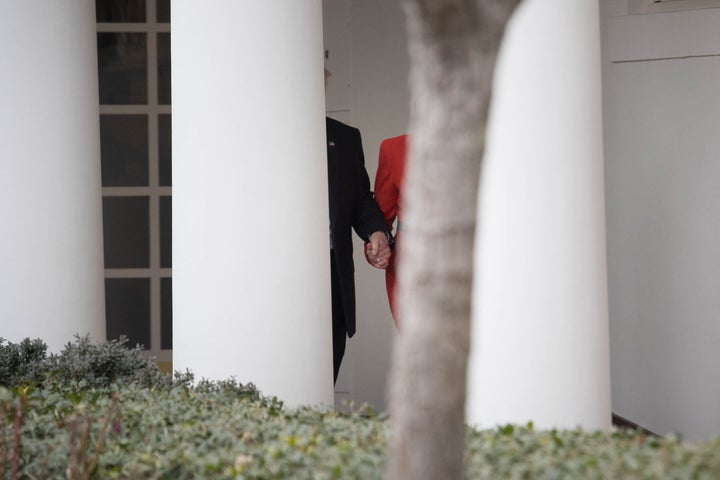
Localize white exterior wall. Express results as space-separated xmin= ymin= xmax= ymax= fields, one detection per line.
xmin=0 ymin=0 xmax=106 ymax=352
xmin=602 ymin=1 xmax=720 ymax=439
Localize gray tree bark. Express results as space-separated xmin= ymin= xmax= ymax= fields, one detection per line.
xmin=388 ymin=2 xmax=521 ymax=479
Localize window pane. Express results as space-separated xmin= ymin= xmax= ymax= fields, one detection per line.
xmin=105 ymin=278 xmax=150 ymax=349
xmin=96 ymin=0 xmax=146 ymax=22
xmin=100 ymin=114 xmax=149 ymax=187
xmin=157 ymin=0 xmax=170 ymax=23
xmin=160 ymin=196 xmax=172 ymax=268
xmin=157 ymin=33 xmax=171 ymax=104
xmin=98 ymin=32 xmax=147 ymax=104
xmin=161 ymin=277 xmax=172 ymax=349
xmin=158 ymin=114 xmax=171 ymax=186
xmin=103 ymin=196 xmax=149 ymax=268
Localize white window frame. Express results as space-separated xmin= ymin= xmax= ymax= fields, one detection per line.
xmin=630 ymin=0 xmax=720 ymax=14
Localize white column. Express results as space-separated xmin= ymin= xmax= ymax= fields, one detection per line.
xmin=172 ymin=1 xmax=333 ymax=406
xmin=468 ymin=0 xmax=611 ymax=430
xmin=0 ymin=1 xmax=106 ymax=352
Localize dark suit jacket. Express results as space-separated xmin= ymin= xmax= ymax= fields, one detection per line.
xmin=327 ymin=117 xmax=388 ymax=337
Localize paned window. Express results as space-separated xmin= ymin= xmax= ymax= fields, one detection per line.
xmin=97 ymin=0 xmax=172 ymax=367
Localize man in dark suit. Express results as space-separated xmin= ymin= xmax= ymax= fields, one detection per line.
xmin=326 ymin=116 xmax=392 ymax=383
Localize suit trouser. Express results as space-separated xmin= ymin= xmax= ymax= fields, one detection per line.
xmin=385 ymin=231 xmax=400 ymax=327
xmin=330 ymin=251 xmax=347 ymax=384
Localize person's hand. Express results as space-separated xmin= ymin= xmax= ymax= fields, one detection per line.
xmin=365 ymin=231 xmax=391 ymax=269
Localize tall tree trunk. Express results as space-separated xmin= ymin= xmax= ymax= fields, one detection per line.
xmin=388 ymin=2 xmax=521 ymax=479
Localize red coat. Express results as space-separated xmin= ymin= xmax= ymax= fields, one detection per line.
xmin=374 ymin=134 xmax=407 ymax=324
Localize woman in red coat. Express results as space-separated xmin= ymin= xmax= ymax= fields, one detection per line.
xmin=369 ymin=134 xmax=407 ymax=327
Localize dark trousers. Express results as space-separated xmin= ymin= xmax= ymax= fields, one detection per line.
xmin=330 ymin=252 xmax=347 ymax=384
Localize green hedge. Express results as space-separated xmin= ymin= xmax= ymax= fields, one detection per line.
xmin=1 ymin=337 xmax=720 ymax=479
xmin=0 ymin=336 xmax=169 ymax=390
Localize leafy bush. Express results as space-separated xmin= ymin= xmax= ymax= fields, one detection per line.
xmin=465 ymin=425 xmax=720 ymax=479
xmin=2 ymin=337 xmax=720 ymax=479
xmin=46 ymin=335 xmax=171 ymax=389
xmin=0 ymin=337 xmax=47 ymax=387
xmin=0 ymin=380 xmax=384 ymax=479
xmin=0 ymin=335 xmax=170 ymax=390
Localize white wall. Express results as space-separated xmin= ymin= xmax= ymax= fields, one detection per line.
xmin=323 ymin=0 xmax=409 ymax=411
xmin=601 ymin=1 xmax=720 ymax=439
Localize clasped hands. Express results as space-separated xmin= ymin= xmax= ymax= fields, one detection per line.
xmin=365 ymin=231 xmax=392 ymax=270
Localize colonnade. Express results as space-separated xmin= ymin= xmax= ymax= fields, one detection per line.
xmin=1 ymin=0 xmax=609 ymax=425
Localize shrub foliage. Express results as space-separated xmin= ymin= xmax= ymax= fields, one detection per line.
xmin=1 ymin=336 xmax=720 ymax=479
xmin=0 ymin=335 xmax=169 ymax=390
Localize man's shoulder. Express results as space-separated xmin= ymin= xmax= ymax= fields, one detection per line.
xmin=326 ymin=116 xmax=359 ymax=138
